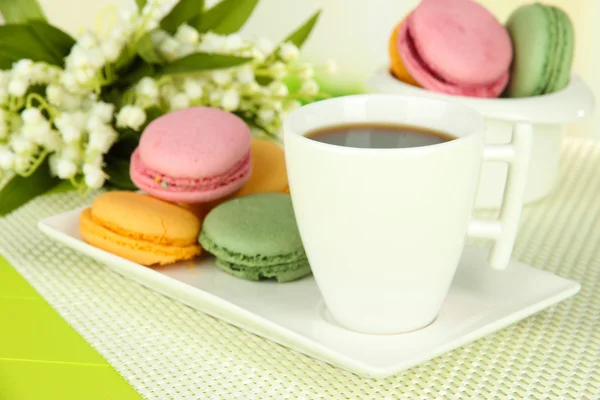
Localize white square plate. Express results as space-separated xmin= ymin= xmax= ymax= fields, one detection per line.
xmin=38 ymin=208 xmax=580 ymax=378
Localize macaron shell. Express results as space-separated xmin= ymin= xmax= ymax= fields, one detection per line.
xmin=545 ymin=6 xmax=574 ymax=93
xmin=409 ymin=0 xmax=512 ymax=86
xmin=80 ymin=208 xmax=201 ymax=266
xmin=505 ymin=4 xmax=555 ymax=97
xmin=388 ymin=20 xmax=420 ymax=87
xmin=199 ymin=193 xmax=307 ymax=264
xmin=91 ymin=191 xmax=201 ymax=246
xmin=139 ymin=107 xmax=252 ymax=179
xmin=398 ymin=21 xmax=509 ymax=97
xmin=235 ymin=139 xmax=289 ymax=197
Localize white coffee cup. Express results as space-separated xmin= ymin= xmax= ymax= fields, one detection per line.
xmin=283 ymin=94 xmax=532 ymax=334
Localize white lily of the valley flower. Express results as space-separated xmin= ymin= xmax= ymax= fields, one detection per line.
xmin=177 ymin=43 xmax=196 ymax=58
xmin=75 ymin=67 xmax=95 ymax=84
xmin=199 ymin=32 xmax=226 ymax=53
xmin=21 ymin=108 xmax=44 ymax=126
xmin=101 ymin=39 xmax=122 ymax=62
xmin=14 ymin=155 xmax=31 ymax=174
xmin=175 ymin=24 xmax=200 ymax=45
xmin=83 ymin=163 xmax=106 ymax=189
xmin=78 ymin=32 xmax=98 ymax=49
xmin=270 ymin=62 xmax=287 ymax=79
xmin=257 ymin=37 xmax=274 ymax=55
xmin=87 ymin=115 xmax=106 ymax=134
xmin=283 ymin=99 xmax=302 ymax=113
xmin=160 ymin=37 xmax=180 ymax=61
xmin=24 ymin=121 xmax=52 ymax=145
xmin=209 ymin=90 xmax=223 ymax=105
xmin=137 ymin=77 xmax=159 ymax=100
xmin=8 ymin=79 xmax=28 ymax=97
xmin=301 ymin=80 xmax=319 ymax=95
xmin=10 ymin=135 xmax=36 ymax=155
xmin=236 ymin=66 xmax=255 ymax=84
xmin=221 ymin=89 xmax=240 ymax=111
xmin=116 ymin=105 xmax=146 ymax=131
xmin=170 ymin=93 xmax=190 ymax=110
xmin=0 ymin=146 xmax=15 ymax=169
xmin=212 ymin=70 xmax=232 ymax=86
xmin=54 ymin=113 xmax=85 ymax=143
xmin=279 ymin=42 xmax=299 ymax=62
xmin=55 ymin=157 xmax=78 ymax=179
xmin=61 ymin=144 xmax=82 ymax=162
xmin=298 ymin=63 xmax=314 ymax=79
xmin=268 ymin=81 xmax=288 ymax=97
xmin=86 ymin=48 xmax=106 ymax=69
xmin=150 ymin=29 xmax=169 ymax=46
xmin=91 ymin=102 xmax=115 ymax=123
xmin=60 ymin=72 xmax=78 ymax=92
xmin=46 ymin=85 xmax=63 ymax=105
xmin=183 ymin=78 xmax=203 ymax=99
xmin=118 ymin=4 xmax=137 ymax=24
xmin=39 ymin=130 xmax=61 ymax=151
xmin=13 ymin=59 xmax=34 ymax=78
xmin=224 ymin=34 xmax=243 ymax=51
xmin=258 ymin=108 xmax=275 ymax=124
xmin=88 ymin=125 xmax=117 ymax=153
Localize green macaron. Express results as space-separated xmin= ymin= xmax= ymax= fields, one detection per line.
xmin=505 ymin=3 xmax=574 ymax=98
xmin=199 ymin=193 xmax=311 ymax=283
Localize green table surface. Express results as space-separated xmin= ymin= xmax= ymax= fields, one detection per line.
xmin=0 ymin=256 xmax=141 ymax=400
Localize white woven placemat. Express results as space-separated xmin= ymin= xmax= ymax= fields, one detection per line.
xmin=1 ymin=138 xmax=599 ymax=399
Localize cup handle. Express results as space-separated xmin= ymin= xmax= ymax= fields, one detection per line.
xmin=467 ymin=122 xmax=534 ymax=270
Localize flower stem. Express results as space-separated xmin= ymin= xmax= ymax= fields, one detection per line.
xmin=95 ymin=6 xmax=117 ymax=39
xmin=26 ymin=93 xmax=58 ymax=119
xmin=18 ymin=150 xmax=49 ymax=178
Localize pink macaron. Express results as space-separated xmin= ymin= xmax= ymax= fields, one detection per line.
xmin=398 ymin=0 xmax=512 ymax=98
xmin=130 ymin=107 xmax=252 ymax=203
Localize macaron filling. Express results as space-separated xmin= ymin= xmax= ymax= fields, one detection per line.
xmin=131 ymin=148 xmax=252 ymax=193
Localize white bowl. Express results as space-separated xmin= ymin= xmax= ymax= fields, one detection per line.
xmin=367 ymin=67 xmax=595 ymax=209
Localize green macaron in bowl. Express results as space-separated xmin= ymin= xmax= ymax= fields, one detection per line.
xmin=505 ymin=2 xmax=574 ymax=98
xmin=199 ymin=193 xmax=311 ymax=283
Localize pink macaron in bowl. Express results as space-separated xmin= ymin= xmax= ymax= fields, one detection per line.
xmin=397 ymin=0 xmax=512 ymax=98
xmin=130 ymin=107 xmax=252 ymax=203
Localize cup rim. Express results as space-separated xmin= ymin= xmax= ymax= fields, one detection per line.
xmin=283 ymin=93 xmax=486 ymax=154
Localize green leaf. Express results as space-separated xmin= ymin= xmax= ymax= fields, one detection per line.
xmin=135 ymin=0 xmax=147 ymax=10
xmin=28 ymin=21 xmax=76 ymax=63
xmin=0 ymin=23 xmax=75 ymax=67
xmin=0 ymin=0 xmax=46 ymax=23
xmin=0 ymin=159 xmax=60 ymax=217
xmin=104 ymin=159 xmax=137 ymax=190
xmin=155 ymin=53 xmax=251 ymax=76
xmin=136 ymin=31 xmax=165 ymax=64
xmin=161 ymin=0 xmax=204 ymax=34
xmin=196 ymin=0 xmax=259 ymax=34
xmin=46 ymin=180 xmax=77 ymax=194
xmin=144 ymin=106 xmax=164 ymax=127
xmin=281 ymin=10 xmax=321 ymax=49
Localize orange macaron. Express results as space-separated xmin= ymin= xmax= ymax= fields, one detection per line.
xmin=80 ymin=191 xmax=202 ymax=266
xmin=389 ymin=19 xmax=420 ymax=87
